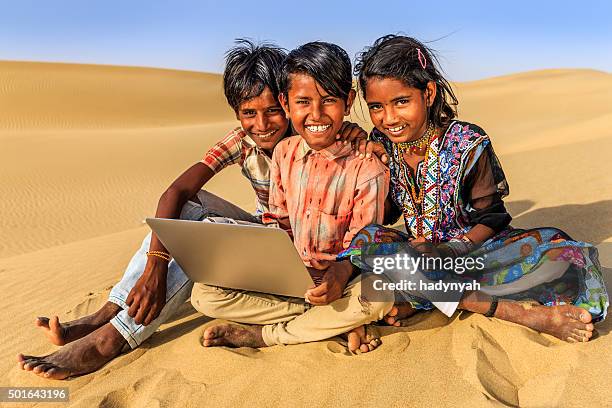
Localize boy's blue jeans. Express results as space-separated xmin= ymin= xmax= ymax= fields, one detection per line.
xmin=108 ymin=190 xmax=260 ymax=349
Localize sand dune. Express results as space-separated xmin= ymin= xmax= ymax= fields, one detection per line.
xmin=0 ymin=124 xmax=251 ymax=258
xmin=0 ymin=61 xmax=610 ymax=407
xmin=455 ymin=69 xmax=612 ymax=154
xmin=0 ymin=61 xmax=235 ymax=130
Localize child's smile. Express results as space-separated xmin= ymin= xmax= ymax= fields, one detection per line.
xmin=386 ymin=124 xmax=408 ymax=137
xmin=236 ymin=87 xmax=289 ymax=155
xmin=281 ymin=73 xmax=354 ymax=151
xmin=304 ymin=124 xmax=331 ymax=133
xmin=365 ymin=77 xmax=433 ymax=144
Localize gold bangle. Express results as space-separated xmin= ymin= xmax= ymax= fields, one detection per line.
xmin=147 ymin=253 xmax=170 ymax=261
xmin=146 ymin=251 xmax=170 ymax=261
xmin=147 ymin=250 xmax=170 ymax=257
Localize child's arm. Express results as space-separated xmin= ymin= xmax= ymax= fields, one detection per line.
xmin=127 ymin=130 xmax=243 ymax=325
xmin=464 ymin=224 xmax=496 ymax=244
xmin=462 ymin=145 xmax=511 ymax=245
xmin=148 ymin=129 xmax=245 ymax=253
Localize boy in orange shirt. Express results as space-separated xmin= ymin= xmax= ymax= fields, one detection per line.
xmin=191 ymin=42 xmax=393 ymax=352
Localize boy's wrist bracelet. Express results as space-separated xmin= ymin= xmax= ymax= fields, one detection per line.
xmin=146 ymin=251 xmax=171 ymax=262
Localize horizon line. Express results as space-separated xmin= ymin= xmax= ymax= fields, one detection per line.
xmin=1 ymin=58 xmax=609 ymax=84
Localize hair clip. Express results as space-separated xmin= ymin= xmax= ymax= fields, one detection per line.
xmin=417 ymin=48 xmax=427 ymax=69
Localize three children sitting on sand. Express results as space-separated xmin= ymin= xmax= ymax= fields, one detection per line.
xmin=19 ymin=36 xmax=608 ymax=380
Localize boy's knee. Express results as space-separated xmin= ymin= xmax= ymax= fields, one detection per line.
xmin=351 ymin=275 xmax=395 ymax=321
xmin=190 ymin=283 xmax=230 ymax=318
xmin=351 ymin=275 xmax=394 ymax=321
xmin=361 ymin=297 xmax=394 ymax=321
xmin=179 ymin=194 xmax=206 ymax=221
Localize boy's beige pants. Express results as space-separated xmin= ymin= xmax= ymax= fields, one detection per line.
xmin=191 ymin=275 xmax=394 ymax=346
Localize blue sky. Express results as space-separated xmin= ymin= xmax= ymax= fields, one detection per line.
xmin=0 ymin=0 xmax=610 ymax=81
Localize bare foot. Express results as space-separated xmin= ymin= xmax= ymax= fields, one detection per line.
xmin=384 ymin=303 xmax=416 ymax=327
xmin=202 ymin=324 xmax=266 ymax=348
xmin=496 ymin=303 xmax=595 ymax=342
xmin=17 ymin=322 xmax=126 ymax=380
xmin=345 ymin=325 xmax=381 ymax=353
xmin=459 ymin=291 xmax=595 ymax=342
xmin=36 ymin=302 xmax=121 ymax=346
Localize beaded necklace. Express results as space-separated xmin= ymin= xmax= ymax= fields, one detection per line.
xmin=396 ymin=122 xmax=436 ymax=153
xmin=392 ymin=125 xmax=441 ymax=240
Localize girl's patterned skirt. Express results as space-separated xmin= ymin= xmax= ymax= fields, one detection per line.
xmin=338 ymin=224 xmax=609 ymax=322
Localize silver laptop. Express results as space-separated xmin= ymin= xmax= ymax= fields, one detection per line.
xmin=146 ymin=218 xmax=314 ymax=298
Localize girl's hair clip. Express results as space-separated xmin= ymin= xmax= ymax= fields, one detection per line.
xmin=417 ymin=48 xmax=427 ymax=69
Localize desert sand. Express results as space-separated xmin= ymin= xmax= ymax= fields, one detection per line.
xmin=0 ymin=61 xmax=610 ymax=407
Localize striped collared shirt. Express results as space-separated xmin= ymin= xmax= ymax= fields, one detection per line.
xmin=263 ymin=135 xmax=389 ymax=265
xmin=201 ymin=127 xmax=272 ymax=214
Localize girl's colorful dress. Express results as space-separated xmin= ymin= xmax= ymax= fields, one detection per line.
xmin=338 ymin=121 xmax=608 ymax=321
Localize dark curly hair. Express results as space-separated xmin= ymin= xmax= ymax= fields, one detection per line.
xmin=223 ymin=38 xmax=287 ymax=112
xmin=354 ymin=35 xmax=458 ymax=128
xmin=279 ymin=41 xmax=353 ymax=102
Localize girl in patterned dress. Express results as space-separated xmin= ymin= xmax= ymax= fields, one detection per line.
xmin=340 ymin=35 xmax=608 ymax=342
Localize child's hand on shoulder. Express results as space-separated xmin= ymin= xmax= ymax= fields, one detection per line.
xmin=353 ymin=139 xmax=389 ymax=164
xmin=336 ymin=121 xmax=367 ymax=145
xmin=335 ymin=121 xmax=389 ymax=164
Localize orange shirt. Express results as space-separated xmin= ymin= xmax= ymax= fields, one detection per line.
xmin=263 ymin=136 xmax=389 ymax=265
